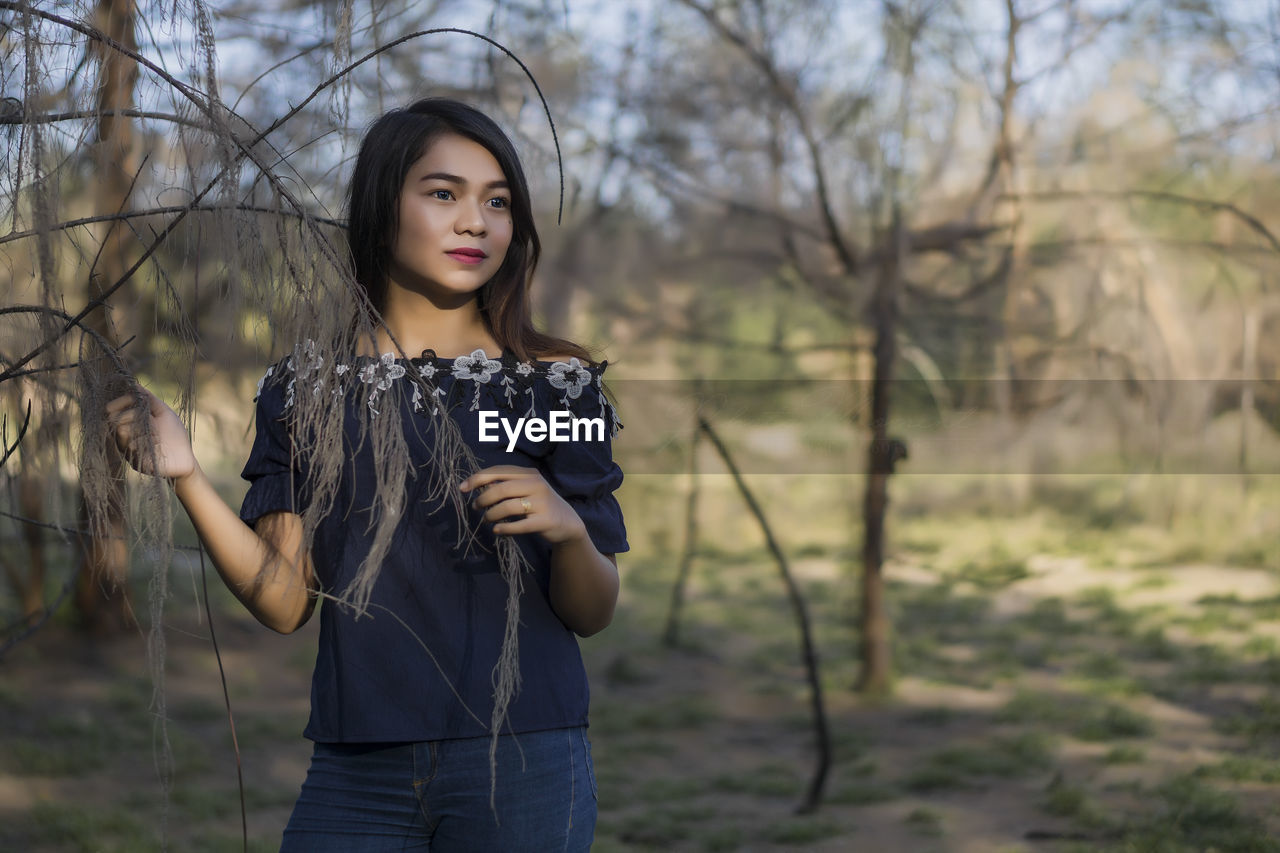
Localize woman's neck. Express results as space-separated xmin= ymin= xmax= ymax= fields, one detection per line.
xmin=372 ymin=285 xmax=501 ymax=359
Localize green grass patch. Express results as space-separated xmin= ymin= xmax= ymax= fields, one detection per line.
xmin=903 ymin=732 xmax=1054 ymax=791
xmin=1074 ymin=703 xmax=1154 ymax=741
xmin=601 ymin=652 xmax=657 ymax=687
xmin=694 ymin=824 xmax=744 ymax=852
xmin=1120 ymin=775 xmax=1280 ymax=852
xmin=955 ymin=545 xmax=1031 ymax=590
xmin=1196 ymin=593 xmax=1244 ymax=606
xmin=1073 ymin=586 xmax=1142 ymax=636
xmin=1193 ymin=755 xmax=1280 ymax=783
xmin=903 ymin=807 xmax=945 ymax=837
xmin=0 ymin=678 xmax=27 ymax=711
xmin=1214 ymin=695 xmax=1280 ymax=745
xmin=631 ymin=695 xmax=718 ymax=731
xmin=1041 ymin=774 xmax=1107 ymax=827
xmin=104 ymin=678 xmax=152 ymax=713
xmin=897 ymin=534 xmax=943 ymax=555
xmin=997 ymin=689 xmax=1073 ymax=725
xmin=710 ymin=761 xmax=805 ymax=798
xmin=998 ymin=689 xmax=1153 ymax=741
xmin=760 ymin=815 xmax=844 ymax=844
xmin=1176 ymin=644 xmax=1249 ymax=685
xmin=24 ymin=801 xmax=151 ymax=852
xmin=1103 ymin=745 xmax=1146 ymax=765
xmin=592 ymin=735 xmax=678 ymax=759
xmin=591 ymin=695 xmax=716 ymax=735
xmin=896 ymin=581 xmax=991 ymax=638
xmin=172 ymin=697 xmax=231 ymax=724
xmin=232 ymin=711 xmax=307 ymax=745
xmin=185 ymin=836 xmax=278 ymax=853
xmin=906 ymin=706 xmax=956 ymax=726
xmin=0 ymin=707 xmax=147 ymax=776
xmin=1077 ymin=652 xmax=1126 ymax=680
xmin=827 ymin=778 xmax=900 ymax=805
xmin=634 ymin=775 xmax=704 ymax=802
xmin=7 ymin=736 xmax=106 ymax=775
xmin=829 ymin=728 xmax=870 ymax=763
xmin=1132 ymin=626 xmax=1180 ymax=661
xmin=1181 ymin=605 xmax=1246 ymax=636
xmin=1024 ymin=597 xmax=1081 ymax=636
xmin=1136 ymin=541 xmax=1207 ymax=568
xmin=1128 ymin=573 xmax=1172 ymax=591
xmin=170 ymin=785 xmax=243 ymax=821
xmin=1242 ymin=635 xmax=1280 ymax=656
xmin=1224 ymin=539 xmax=1280 ymax=569
xmin=1078 ymin=674 xmax=1145 ymax=698
xmin=609 ymin=803 xmax=715 ymax=846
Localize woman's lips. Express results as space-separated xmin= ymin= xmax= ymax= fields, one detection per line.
xmin=446 ymin=249 xmax=486 ymax=265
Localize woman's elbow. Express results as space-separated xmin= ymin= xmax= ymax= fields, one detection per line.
xmin=570 ymin=600 xmax=617 ymax=638
xmin=258 ymin=595 xmax=317 ymax=635
xmin=573 ymin=620 xmax=611 ymax=639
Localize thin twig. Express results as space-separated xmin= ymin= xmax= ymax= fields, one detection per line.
xmin=0 ymin=306 xmax=133 ymax=384
xmin=0 ymin=400 xmax=32 ymax=468
xmin=0 ymin=108 xmax=210 ymax=130
xmin=696 ymin=414 xmax=832 ymax=815
xmin=0 ymin=507 xmax=203 ymax=553
xmin=0 ymin=204 xmax=346 ymax=247
xmin=197 ymin=546 xmax=248 ymax=852
xmin=674 ymin=0 xmax=859 ymax=274
xmin=661 ymin=401 xmax=701 ymax=647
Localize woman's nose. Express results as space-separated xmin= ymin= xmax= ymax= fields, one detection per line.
xmin=455 ymin=199 xmax=487 ymax=235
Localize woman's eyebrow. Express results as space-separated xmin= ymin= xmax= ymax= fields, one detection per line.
xmin=419 ymin=172 xmax=509 ymax=190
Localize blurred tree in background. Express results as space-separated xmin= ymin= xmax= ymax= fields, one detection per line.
xmin=2 ymin=0 xmax=1277 ymax=689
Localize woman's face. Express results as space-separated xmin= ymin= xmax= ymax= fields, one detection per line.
xmin=388 ymin=132 xmax=514 ymax=301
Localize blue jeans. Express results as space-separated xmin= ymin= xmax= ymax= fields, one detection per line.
xmin=280 ymin=727 xmax=598 ymax=852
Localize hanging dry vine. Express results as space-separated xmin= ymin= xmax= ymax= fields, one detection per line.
xmin=1 ymin=0 xmax=569 ymax=842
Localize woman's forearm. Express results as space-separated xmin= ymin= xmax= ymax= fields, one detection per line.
xmin=548 ymin=532 xmax=619 ymax=637
xmin=173 ymin=465 xmax=316 ymax=633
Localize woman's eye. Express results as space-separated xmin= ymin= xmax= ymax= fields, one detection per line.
xmin=430 ymin=189 xmax=453 ymax=201
xmin=487 ymin=197 xmax=510 ymax=209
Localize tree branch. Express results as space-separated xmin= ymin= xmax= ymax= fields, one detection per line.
xmin=0 ymin=108 xmax=209 ymax=130
xmin=0 ymin=399 xmax=32 ymax=468
xmin=0 ymin=204 xmax=346 ymax=247
xmin=673 ymin=0 xmax=860 ymax=274
xmin=697 ymin=413 xmax=831 ymax=815
xmin=1000 ymin=189 xmax=1280 ymax=255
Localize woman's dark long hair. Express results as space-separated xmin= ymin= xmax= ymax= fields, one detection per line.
xmin=346 ymin=98 xmax=591 ymax=364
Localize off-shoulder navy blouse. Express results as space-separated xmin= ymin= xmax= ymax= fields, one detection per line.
xmin=239 ymin=346 xmax=628 ymax=743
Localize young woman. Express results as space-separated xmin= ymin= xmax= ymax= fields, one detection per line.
xmin=107 ymin=98 xmax=626 ymax=851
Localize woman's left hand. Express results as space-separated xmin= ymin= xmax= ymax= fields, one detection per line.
xmin=460 ymin=466 xmax=588 ymax=545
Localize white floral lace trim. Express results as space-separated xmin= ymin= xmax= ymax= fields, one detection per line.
xmin=255 ymin=347 xmax=621 ymax=434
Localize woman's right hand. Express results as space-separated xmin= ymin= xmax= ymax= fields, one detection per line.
xmin=106 ymin=386 xmax=198 ymax=482
xmin=107 ymin=386 xmax=315 ymax=632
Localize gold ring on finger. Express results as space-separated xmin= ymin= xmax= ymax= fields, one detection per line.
xmin=521 ymin=498 xmax=532 ymax=515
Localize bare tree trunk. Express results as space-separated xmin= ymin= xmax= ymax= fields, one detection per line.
xmin=853 ymin=342 xmax=874 ymax=431
xmin=988 ymin=0 xmax=1022 ymax=419
xmin=856 ymin=218 xmax=904 ymax=696
xmin=74 ymin=0 xmax=139 ymax=633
